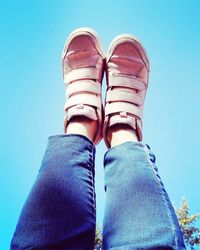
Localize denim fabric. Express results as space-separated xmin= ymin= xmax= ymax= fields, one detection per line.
xmin=103 ymin=142 xmax=186 ymax=250
xmin=11 ymin=135 xmax=96 ymax=250
xmin=11 ymin=135 xmax=186 ymax=250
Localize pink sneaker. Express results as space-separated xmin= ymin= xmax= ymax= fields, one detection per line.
xmin=103 ymin=34 xmax=150 ymax=147
xmin=62 ymin=27 xmax=105 ymax=144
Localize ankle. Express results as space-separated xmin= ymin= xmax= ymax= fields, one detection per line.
xmin=107 ymin=124 xmax=139 ymax=148
xmin=66 ymin=117 xmax=97 ymax=142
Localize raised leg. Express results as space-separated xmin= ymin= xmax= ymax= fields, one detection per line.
xmin=102 ymin=140 xmax=186 ymax=249
xmin=11 ymin=134 xmax=96 ymax=250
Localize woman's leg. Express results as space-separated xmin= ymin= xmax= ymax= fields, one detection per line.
xmin=102 ymin=32 xmax=186 ymax=249
xmin=11 ymin=26 xmax=104 ymax=250
xmin=102 ymin=127 xmax=186 ymax=249
xmin=11 ymin=119 xmax=97 ymax=250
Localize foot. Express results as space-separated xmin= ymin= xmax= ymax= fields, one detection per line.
xmin=62 ymin=27 xmax=105 ymax=144
xmin=103 ymin=34 xmax=150 ymax=148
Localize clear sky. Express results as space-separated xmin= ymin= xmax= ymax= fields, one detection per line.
xmin=0 ymin=0 xmax=200 ymax=249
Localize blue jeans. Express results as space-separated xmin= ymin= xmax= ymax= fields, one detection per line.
xmin=11 ymin=135 xmax=186 ymax=249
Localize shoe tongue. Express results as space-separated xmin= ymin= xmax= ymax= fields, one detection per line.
xmin=109 ymin=58 xmax=144 ymax=76
xmin=66 ymin=51 xmax=100 ymax=69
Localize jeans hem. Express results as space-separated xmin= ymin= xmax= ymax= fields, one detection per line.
xmin=104 ymin=141 xmax=146 ymax=160
xmin=48 ymin=134 xmax=95 ymax=148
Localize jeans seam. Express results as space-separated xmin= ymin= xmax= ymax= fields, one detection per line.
xmin=88 ymin=149 xmax=96 ymax=217
xmin=143 ymin=145 xmax=178 ymax=249
xmin=88 ymin=172 xmax=95 ymax=216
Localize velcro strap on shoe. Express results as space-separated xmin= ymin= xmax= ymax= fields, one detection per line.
xmin=64 ymin=93 xmax=101 ymax=110
xmin=108 ymin=114 xmax=137 ymax=130
xmin=66 ymin=105 xmax=98 ymax=121
xmin=105 ymin=102 xmax=142 ymax=120
xmin=66 ymin=80 xmax=101 ymax=97
xmin=64 ymin=67 xmax=100 ymax=84
xmin=108 ymin=74 xmax=146 ymax=91
xmin=106 ymin=89 xmax=143 ymax=106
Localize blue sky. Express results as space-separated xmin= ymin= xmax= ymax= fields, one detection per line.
xmin=0 ymin=0 xmax=200 ymax=249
